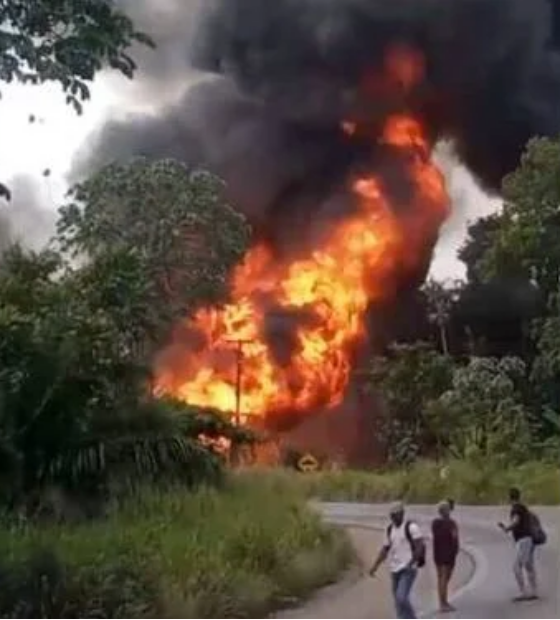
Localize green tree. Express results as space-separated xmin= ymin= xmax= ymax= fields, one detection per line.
xmin=365 ymin=343 xmax=454 ymax=464
xmin=532 ymin=311 xmax=560 ymax=411
xmin=0 ymin=0 xmax=153 ymax=108
xmin=0 ymin=157 xmax=256 ymax=508
xmin=482 ymin=137 xmax=560 ymax=304
xmin=0 ymin=237 xmax=254 ymax=510
xmin=471 ymin=137 xmax=560 ymax=430
xmin=56 ymin=158 xmax=252 ymax=350
xmin=0 ymin=129 xmax=256 ymax=508
xmin=422 ymin=279 xmax=462 ymax=355
xmin=431 ymin=357 xmax=532 ymax=463
xmin=458 ymin=214 xmax=503 ymax=284
xmin=529 ymin=301 xmax=560 ymax=456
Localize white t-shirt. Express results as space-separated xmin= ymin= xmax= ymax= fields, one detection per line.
xmin=387 ymin=521 xmax=423 ymax=573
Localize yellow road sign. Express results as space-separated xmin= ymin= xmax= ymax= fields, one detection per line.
xmin=297 ymin=453 xmax=319 ymax=472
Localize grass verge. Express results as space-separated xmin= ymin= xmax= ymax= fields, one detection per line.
xmin=240 ymin=460 xmax=560 ymax=505
xmin=0 ymin=476 xmax=353 ymax=618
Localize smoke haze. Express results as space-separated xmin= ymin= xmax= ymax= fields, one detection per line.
xmin=0 ymin=176 xmax=56 ymax=256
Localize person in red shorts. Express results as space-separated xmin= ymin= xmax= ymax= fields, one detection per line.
xmin=432 ymin=500 xmax=459 ymax=613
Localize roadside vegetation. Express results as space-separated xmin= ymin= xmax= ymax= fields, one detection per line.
xmin=246 ymin=461 xmax=560 ymax=506
xmin=0 ymin=476 xmax=352 ymax=618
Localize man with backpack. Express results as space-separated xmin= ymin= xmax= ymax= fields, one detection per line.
xmin=369 ymin=501 xmax=426 ymax=619
xmin=499 ymin=487 xmax=546 ymax=602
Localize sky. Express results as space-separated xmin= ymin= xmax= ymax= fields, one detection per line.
xmin=0 ymin=23 xmax=502 ymax=280
xmin=0 ymin=69 xmax=167 ymax=251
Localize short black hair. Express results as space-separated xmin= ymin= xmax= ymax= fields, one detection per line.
xmin=509 ymin=487 xmax=521 ymax=502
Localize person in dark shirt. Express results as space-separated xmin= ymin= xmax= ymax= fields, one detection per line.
xmin=432 ymin=500 xmax=459 ymax=612
xmin=498 ymin=487 xmax=538 ymax=601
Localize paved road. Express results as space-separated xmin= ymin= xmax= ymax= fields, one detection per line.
xmin=318 ymin=503 xmax=559 ymax=619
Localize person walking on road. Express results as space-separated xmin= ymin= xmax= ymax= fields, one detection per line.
xmin=432 ymin=500 xmax=460 ymax=613
xmin=499 ymin=487 xmax=538 ymax=601
xmin=369 ymin=501 xmax=426 ymax=619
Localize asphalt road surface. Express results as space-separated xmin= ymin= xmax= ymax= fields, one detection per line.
xmin=318 ymin=503 xmax=559 ymax=619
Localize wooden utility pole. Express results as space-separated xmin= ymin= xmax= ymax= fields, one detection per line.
xmin=226 ymin=339 xmax=253 ymax=425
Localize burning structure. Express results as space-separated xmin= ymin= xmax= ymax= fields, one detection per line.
xmin=80 ymin=0 xmax=560 ymax=464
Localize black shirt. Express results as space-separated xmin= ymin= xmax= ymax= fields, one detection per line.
xmin=432 ymin=517 xmax=459 ymax=566
xmin=511 ymin=503 xmax=532 ymax=541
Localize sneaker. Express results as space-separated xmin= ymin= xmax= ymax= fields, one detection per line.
xmin=513 ymin=593 xmax=540 ymax=602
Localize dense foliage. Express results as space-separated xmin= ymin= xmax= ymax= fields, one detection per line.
xmin=366 ymin=344 xmax=453 ymax=464
xmin=369 ymin=136 xmax=560 ymax=465
xmin=0 ymin=159 xmax=252 ymax=511
xmin=0 ymin=1 xmax=152 ymax=103
xmin=0 ymin=478 xmax=351 ymax=617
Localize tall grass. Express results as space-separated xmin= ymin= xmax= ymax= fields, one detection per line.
xmin=0 ymin=476 xmax=352 ymax=618
xmin=242 ymin=460 xmax=560 ymax=505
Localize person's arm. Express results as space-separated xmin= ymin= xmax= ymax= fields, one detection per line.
xmin=451 ymin=520 xmax=460 ymax=557
xmin=369 ymin=543 xmax=390 ymax=577
xmin=499 ymin=511 xmax=520 ymax=533
xmin=408 ymin=522 xmax=425 ymax=566
xmin=431 ymin=519 xmax=438 ymax=551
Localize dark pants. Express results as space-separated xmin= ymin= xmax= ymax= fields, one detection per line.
xmin=391 ymin=567 xmax=417 ymax=619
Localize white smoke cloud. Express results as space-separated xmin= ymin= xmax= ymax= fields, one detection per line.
xmin=430 ymin=143 xmax=502 ymax=280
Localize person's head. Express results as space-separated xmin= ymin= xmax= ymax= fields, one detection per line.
xmin=509 ymin=487 xmax=521 ymax=505
xmin=438 ymin=500 xmax=451 ymax=518
xmin=389 ymin=501 xmax=405 ymax=526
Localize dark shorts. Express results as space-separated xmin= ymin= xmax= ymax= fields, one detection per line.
xmin=434 ymin=558 xmax=456 ymax=569
xmin=435 ymin=562 xmax=456 ymax=571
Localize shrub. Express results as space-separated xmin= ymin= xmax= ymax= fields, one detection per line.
xmin=0 ymin=476 xmax=352 ymax=618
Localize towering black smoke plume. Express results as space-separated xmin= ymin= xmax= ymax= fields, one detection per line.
xmin=78 ymin=0 xmax=560 ymax=219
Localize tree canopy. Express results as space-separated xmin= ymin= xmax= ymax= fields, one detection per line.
xmin=57 ymin=158 xmax=252 ymax=345
xmin=458 ymin=214 xmax=503 ymax=284
xmin=0 ymin=0 xmax=153 ymax=109
xmin=365 ymin=343 xmax=454 ymax=464
xmin=430 ymin=356 xmax=532 ymax=463
xmin=482 ymin=137 xmax=560 ymax=303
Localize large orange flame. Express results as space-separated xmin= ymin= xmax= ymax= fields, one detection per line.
xmin=154 ymin=48 xmax=449 ymax=421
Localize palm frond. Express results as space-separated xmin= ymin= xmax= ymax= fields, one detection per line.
xmin=45 ymin=431 xmax=223 ymax=493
